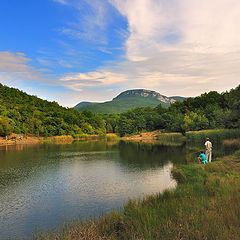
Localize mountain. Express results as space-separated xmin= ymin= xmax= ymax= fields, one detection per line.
xmin=75 ymin=89 xmax=185 ymax=114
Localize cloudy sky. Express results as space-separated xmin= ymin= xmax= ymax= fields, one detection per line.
xmin=0 ymin=0 xmax=239 ymax=106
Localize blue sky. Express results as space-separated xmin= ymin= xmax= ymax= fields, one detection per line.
xmin=0 ymin=0 xmax=240 ymax=106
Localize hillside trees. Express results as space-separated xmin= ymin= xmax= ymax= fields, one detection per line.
xmin=0 ymin=116 xmax=14 ymax=137
xmin=0 ymin=83 xmax=106 ymax=137
xmin=113 ymin=85 xmax=240 ymax=136
xmin=0 ymin=83 xmax=239 ymax=137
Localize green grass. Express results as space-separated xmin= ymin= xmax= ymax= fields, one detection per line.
xmin=156 ymin=132 xmax=186 ymax=146
xmin=186 ymin=129 xmax=240 ymax=143
xmin=106 ymin=133 xmax=120 ymax=141
xmin=37 ymin=151 xmax=240 ymax=240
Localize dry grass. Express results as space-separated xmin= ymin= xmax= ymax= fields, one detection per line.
xmin=47 ymin=136 xmax=74 ymax=144
xmin=106 ymin=133 xmax=120 ymax=141
xmin=122 ymin=131 xmax=186 ymax=146
xmin=223 ymin=138 xmax=240 ymax=147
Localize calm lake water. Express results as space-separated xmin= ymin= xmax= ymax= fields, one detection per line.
xmin=0 ymin=140 xmax=233 ymax=239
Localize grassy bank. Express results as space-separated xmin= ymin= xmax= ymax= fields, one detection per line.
xmin=186 ymin=129 xmax=240 ymax=143
xmin=121 ymin=131 xmax=186 ymax=146
xmin=37 ymin=150 xmax=240 ymax=240
xmin=1 ymin=129 xmax=238 ymax=147
xmin=122 ymin=129 xmax=240 ymax=150
xmin=223 ymin=138 xmax=240 ymax=148
xmin=0 ymin=133 xmax=120 ymax=146
xmin=0 ymin=135 xmax=75 ymax=146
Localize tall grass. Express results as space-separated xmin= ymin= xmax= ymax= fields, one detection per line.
xmin=186 ymin=129 xmax=240 ymax=144
xmin=72 ymin=133 xmax=104 ymax=141
xmin=156 ymin=132 xmax=186 ymax=145
xmin=106 ymin=133 xmax=120 ymax=141
xmin=223 ymin=138 xmax=240 ymax=147
xmin=43 ymin=135 xmax=74 ymax=144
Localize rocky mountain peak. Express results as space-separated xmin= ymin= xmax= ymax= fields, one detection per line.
xmin=113 ymin=89 xmax=176 ymax=104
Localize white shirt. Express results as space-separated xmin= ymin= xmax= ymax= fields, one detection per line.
xmin=205 ymin=140 xmax=212 ymax=151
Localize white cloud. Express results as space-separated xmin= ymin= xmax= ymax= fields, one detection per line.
xmin=53 ymin=0 xmax=68 ymax=5
xmin=58 ymin=0 xmax=111 ymax=45
xmin=111 ymin=0 xmax=240 ymax=58
xmin=2 ymin=1 xmax=240 ymax=106
xmin=62 ymin=0 xmax=240 ymax=96
xmin=0 ymin=52 xmax=43 ymax=84
xmin=0 ymin=52 xmax=31 ymax=72
xmin=59 ymin=71 xmax=127 ymax=91
xmin=56 ymin=0 xmax=240 ymax=100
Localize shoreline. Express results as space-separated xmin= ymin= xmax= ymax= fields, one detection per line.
xmin=1 ymin=129 xmax=239 ymax=147
xmin=0 ymin=136 xmax=44 ymax=146
xmin=0 ymin=135 xmax=76 ymax=146
xmin=0 ymin=134 xmax=119 ymax=147
xmin=121 ymin=130 xmax=186 ymax=145
xmin=38 ymin=150 xmax=240 ymax=239
xmin=1 ymin=130 xmax=239 ymax=239
xmin=1 ymin=129 xmax=239 ymax=148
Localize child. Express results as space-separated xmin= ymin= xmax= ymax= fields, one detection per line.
xmin=198 ymin=151 xmax=208 ymax=165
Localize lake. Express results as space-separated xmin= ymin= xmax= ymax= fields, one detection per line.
xmin=0 ymin=139 xmax=232 ymax=239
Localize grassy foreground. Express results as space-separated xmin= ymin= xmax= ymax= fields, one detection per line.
xmin=37 ymin=150 xmax=240 ymax=240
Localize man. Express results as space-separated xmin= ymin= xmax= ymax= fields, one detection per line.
xmin=205 ymin=138 xmax=212 ymax=162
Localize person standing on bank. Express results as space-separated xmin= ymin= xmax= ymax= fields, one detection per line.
xmin=205 ymin=138 xmax=212 ymax=162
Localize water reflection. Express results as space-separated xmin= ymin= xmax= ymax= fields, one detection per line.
xmin=118 ymin=141 xmax=187 ymax=169
xmin=0 ymin=139 xmax=233 ymax=239
xmin=0 ymin=141 xmax=180 ymax=239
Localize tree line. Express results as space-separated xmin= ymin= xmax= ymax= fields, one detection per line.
xmin=104 ymin=85 xmax=240 ymax=136
xmin=0 ymin=83 xmax=239 ymax=137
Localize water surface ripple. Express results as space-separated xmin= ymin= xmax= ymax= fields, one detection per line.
xmin=0 ymin=141 xmax=182 ymax=239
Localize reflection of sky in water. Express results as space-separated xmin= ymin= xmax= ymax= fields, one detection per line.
xmin=0 ymin=143 xmax=176 ymax=239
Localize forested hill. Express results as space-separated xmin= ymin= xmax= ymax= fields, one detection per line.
xmin=0 ymin=83 xmax=106 ymax=137
xmin=114 ymin=85 xmax=240 ymax=136
xmin=0 ymin=83 xmax=239 ymax=138
xmin=75 ymin=89 xmax=185 ymax=114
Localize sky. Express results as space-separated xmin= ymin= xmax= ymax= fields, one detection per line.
xmin=0 ymin=0 xmax=239 ymax=107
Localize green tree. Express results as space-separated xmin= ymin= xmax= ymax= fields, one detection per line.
xmin=117 ymin=115 xmax=136 ymax=137
xmin=183 ymin=111 xmax=209 ymax=132
xmin=0 ymin=116 xmax=14 ymax=137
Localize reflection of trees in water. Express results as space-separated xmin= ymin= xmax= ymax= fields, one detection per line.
xmin=6 ymin=140 xmax=232 ymax=188
xmin=0 ymin=144 xmax=57 ymax=189
xmin=118 ymin=141 xmax=187 ymax=170
xmin=0 ymin=141 xmax=120 ymax=189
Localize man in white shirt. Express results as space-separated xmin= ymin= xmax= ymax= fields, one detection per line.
xmin=205 ymin=138 xmax=212 ymax=162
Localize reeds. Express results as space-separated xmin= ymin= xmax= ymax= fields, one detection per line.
xmin=156 ymin=132 xmax=186 ymax=145
xmin=223 ymin=138 xmax=240 ymax=147
xmin=43 ymin=135 xmax=74 ymax=144
xmin=106 ymin=133 xmax=120 ymax=141
xmin=186 ymin=129 xmax=240 ymax=143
